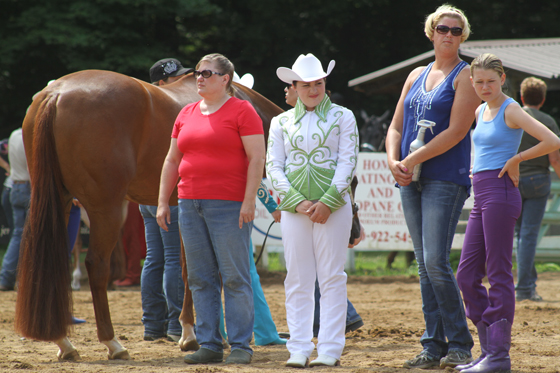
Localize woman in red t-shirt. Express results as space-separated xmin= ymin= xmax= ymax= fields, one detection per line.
xmin=157 ymin=53 xmax=265 ymax=365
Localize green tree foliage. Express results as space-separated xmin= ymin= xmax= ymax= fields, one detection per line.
xmin=0 ymin=0 xmax=218 ymax=136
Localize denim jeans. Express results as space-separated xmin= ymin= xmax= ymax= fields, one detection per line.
xmin=0 ymin=182 xmax=31 ymax=289
xmin=515 ymin=173 xmax=550 ymax=298
xmin=400 ymin=179 xmax=473 ymax=359
xmin=139 ymin=205 xmax=184 ymax=337
xmin=313 ymin=279 xmax=361 ymax=337
xmin=178 ymin=199 xmax=253 ymax=355
xmin=1 ymin=186 xmax=13 ymax=236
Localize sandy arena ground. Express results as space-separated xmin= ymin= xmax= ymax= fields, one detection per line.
xmin=1 ymin=270 xmax=559 ymax=372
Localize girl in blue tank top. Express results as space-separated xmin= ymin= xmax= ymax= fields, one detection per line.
xmin=456 ymin=53 xmax=560 ymax=373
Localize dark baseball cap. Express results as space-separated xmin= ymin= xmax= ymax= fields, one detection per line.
xmin=149 ymin=58 xmax=192 ymax=83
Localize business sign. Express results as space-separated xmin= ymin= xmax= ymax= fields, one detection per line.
xmin=352 ymin=153 xmax=412 ymax=250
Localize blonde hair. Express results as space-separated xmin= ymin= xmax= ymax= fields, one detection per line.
xmin=520 ymin=77 xmax=547 ymax=106
xmin=196 ymin=53 xmax=235 ymax=96
xmin=470 ymin=53 xmax=505 ymax=78
xmin=424 ymin=4 xmax=471 ymax=43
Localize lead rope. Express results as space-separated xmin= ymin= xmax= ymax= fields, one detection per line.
xmin=255 ymin=221 xmax=275 ymax=266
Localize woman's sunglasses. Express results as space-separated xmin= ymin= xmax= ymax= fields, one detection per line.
xmin=193 ymin=70 xmax=225 ymax=78
xmin=435 ymin=25 xmax=463 ymax=37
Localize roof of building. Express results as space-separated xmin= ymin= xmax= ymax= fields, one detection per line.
xmin=349 ymin=38 xmax=560 ymax=95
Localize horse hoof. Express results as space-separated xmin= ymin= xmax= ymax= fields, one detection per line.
xmin=108 ymin=349 xmax=130 ymax=360
xmin=180 ymin=339 xmax=199 ymax=352
xmin=58 ymin=349 xmax=81 ymax=361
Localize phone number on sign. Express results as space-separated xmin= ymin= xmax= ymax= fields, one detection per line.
xmin=369 ymin=231 xmax=411 ymax=243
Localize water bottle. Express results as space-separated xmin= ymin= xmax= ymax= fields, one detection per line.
xmin=408 ymin=120 xmax=436 ymax=181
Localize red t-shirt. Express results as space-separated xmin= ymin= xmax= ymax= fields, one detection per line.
xmin=172 ymin=97 xmax=264 ymax=201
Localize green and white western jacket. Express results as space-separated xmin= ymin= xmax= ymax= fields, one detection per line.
xmin=266 ymin=95 xmax=359 ymax=213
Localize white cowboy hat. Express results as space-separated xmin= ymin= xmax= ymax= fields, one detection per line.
xmin=276 ymin=53 xmax=335 ymax=84
xmin=233 ymin=72 xmax=255 ymax=89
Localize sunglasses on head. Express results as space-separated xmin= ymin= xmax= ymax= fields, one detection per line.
xmin=193 ymin=70 xmax=225 ymax=78
xmin=435 ymin=25 xmax=463 ymax=37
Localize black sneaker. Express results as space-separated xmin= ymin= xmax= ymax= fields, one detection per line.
xmin=404 ymin=351 xmax=440 ymax=369
xmin=440 ymin=350 xmax=473 ymax=368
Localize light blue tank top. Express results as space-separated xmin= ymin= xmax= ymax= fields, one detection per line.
xmin=472 ymin=97 xmax=523 ymax=174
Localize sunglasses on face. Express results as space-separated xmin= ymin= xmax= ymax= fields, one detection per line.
xmin=435 ymin=25 xmax=463 ymax=37
xmin=193 ymin=70 xmax=225 ymax=78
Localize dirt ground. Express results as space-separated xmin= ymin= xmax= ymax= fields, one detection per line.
xmin=1 ymin=271 xmax=559 ymax=373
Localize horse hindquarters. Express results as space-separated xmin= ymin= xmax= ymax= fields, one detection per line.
xmin=15 ymin=94 xmax=73 ymax=341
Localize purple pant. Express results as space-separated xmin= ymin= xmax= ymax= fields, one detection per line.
xmin=457 ymin=170 xmax=521 ymax=325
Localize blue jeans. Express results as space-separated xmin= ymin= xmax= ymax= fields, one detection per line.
xmin=178 ymin=199 xmax=254 ymax=355
xmin=0 ymin=182 xmax=31 ymax=289
xmin=400 ymin=179 xmax=473 ymax=358
xmin=1 ymin=186 xmax=13 ymax=236
xmin=139 ymin=205 xmax=184 ymax=337
xmin=67 ymin=204 xmax=81 ymax=256
xmin=515 ymin=173 xmax=550 ymax=298
xmin=313 ymin=279 xmax=361 ymax=337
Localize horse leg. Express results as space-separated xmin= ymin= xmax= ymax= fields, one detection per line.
xmin=85 ymin=210 xmax=130 ymax=360
xmin=386 ymin=251 xmax=398 ymax=269
xmin=178 ymin=239 xmax=198 ymax=352
xmin=55 ymin=337 xmax=80 ymax=361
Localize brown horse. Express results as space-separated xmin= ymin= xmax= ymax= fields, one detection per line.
xmin=15 ymin=70 xmax=283 ymax=360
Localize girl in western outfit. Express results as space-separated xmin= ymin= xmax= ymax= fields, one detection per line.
xmin=267 ymin=53 xmax=358 ymax=367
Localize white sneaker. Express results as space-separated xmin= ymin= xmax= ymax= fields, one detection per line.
xmin=309 ymin=354 xmax=340 ymax=367
xmin=286 ymin=354 xmax=309 ymax=368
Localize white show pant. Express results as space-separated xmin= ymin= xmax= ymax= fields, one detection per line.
xmin=282 ymin=197 xmax=352 ymax=359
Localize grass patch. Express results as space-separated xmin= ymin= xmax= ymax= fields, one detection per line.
xmin=264 ymin=249 xmax=560 ymax=277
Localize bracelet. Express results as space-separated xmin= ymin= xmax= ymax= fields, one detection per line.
xmin=518 ymin=153 xmax=525 ymax=161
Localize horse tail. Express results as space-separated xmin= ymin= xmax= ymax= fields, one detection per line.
xmin=15 ymin=93 xmax=72 ymax=341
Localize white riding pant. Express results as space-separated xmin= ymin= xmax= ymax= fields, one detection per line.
xmin=282 ymin=197 xmax=352 ymax=359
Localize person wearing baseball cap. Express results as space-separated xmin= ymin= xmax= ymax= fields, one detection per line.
xmin=149 ymin=58 xmax=193 ymax=86
xmin=267 ymin=53 xmax=358 ymax=368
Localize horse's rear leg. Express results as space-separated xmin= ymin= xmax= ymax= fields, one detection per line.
xmin=178 ymin=242 xmax=198 ymax=352
xmin=85 ymin=212 xmax=130 ymax=360
xmin=56 ymin=337 xmax=80 ymax=361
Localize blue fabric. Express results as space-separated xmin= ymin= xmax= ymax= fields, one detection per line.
xmin=218 ymin=239 xmax=283 ymax=346
xmin=178 ymin=199 xmax=254 ymax=355
xmin=257 ymin=179 xmax=278 ymax=213
xmin=515 ymin=173 xmax=550 ymax=298
xmin=1 ymin=186 xmax=13 ymax=237
xmin=473 ymin=98 xmax=523 ymax=174
xmin=139 ymin=205 xmax=184 ymax=337
xmin=400 ymin=61 xmax=471 ymax=187
xmin=0 ymin=182 xmax=31 ymax=288
xmin=313 ymin=279 xmax=362 ymax=337
xmin=218 ymin=181 xmax=282 ymax=345
xmin=249 ymin=236 xmax=284 ymax=345
xmin=400 ymin=179 xmax=473 ymax=359
xmin=67 ymin=204 xmax=81 ymax=256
